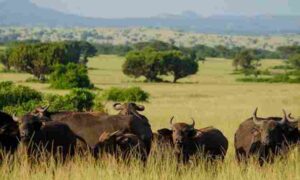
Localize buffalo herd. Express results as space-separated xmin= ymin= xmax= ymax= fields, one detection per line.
xmin=0 ymin=103 xmax=299 ymax=166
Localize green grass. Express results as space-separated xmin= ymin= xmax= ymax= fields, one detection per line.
xmin=0 ymin=55 xmax=299 ymax=179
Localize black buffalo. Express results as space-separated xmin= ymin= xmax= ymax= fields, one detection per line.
xmin=0 ymin=111 xmax=19 ymax=156
xmin=17 ymin=114 xmax=87 ymax=160
xmin=33 ymin=103 xmax=153 ymax=157
xmin=158 ymin=117 xmax=228 ymax=163
xmin=234 ymin=108 xmax=299 ymax=165
xmin=93 ymin=130 xmax=147 ymax=163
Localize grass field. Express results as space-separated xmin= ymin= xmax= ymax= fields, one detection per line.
xmin=0 ymin=55 xmax=299 ymax=180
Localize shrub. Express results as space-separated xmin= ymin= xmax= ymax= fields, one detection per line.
xmin=2 ymin=100 xmax=41 ymax=116
xmin=42 ymin=94 xmax=76 ymax=112
xmin=102 ymin=87 xmax=149 ymax=102
xmin=65 ymin=89 xmax=95 ymax=111
xmin=93 ymin=93 xmax=106 ymax=112
xmin=0 ymin=82 xmax=103 ymax=114
xmin=43 ymin=89 xmax=103 ymax=112
xmin=49 ymin=63 xmax=94 ymax=89
xmin=0 ymin=81 xmax=42 ymax=110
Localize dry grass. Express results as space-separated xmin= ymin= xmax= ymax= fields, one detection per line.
xmin=0 ymin=55 xmax=299 ymax=179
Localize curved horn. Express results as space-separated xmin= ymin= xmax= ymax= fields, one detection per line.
xmin=190 ymin=118 xmax=195 ymax=128
xmin=169 ymin=116 xmax=175 ymax=126
xmin=136 ymin=104 xmax=145 ymax=111
xmin=12 ymin=114 xmax=19 ymax=122
xmin=113 ymin=103 xmax=123 ymax=111
xmin=287 ymin=113 xmax=298 ymax=123
xmin=252 ymin=108 xmax=263 ymax=126
xmin=279 ymin=109 xmax=288 ymax=125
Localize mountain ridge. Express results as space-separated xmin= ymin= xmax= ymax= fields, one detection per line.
xmin=0 ymin=0 xmax=300 ymax=35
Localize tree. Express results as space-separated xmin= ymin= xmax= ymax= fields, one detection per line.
xmin=134 ymin=40 xmax=177 ymax=51
xmin=2 ymin=41 xmax=96 ymax=81
xmin=233 ymin=50 xmax=261 ymax=77
xmin=49 ymin=63 xmax=94 ymax=89
xmin=123 ymin=48 xmax=164 ymax=82
xmin=162 ymin=51 xmax=199 ymax=83
xmin=123 ymin=48 xmax=199 ymax=83
xmin=288 ymin=54 xmax=300 ymax=70
xmin=277 ymin=46 xmax=300 ymax=59
xmin=0 ymin=50 xmax=10 ymax=70
xmin=233 ymin=50 xmax=256 ymax=70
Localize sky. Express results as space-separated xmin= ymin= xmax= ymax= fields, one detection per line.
xmin=25 ymin=0 xmax=300 ymax=18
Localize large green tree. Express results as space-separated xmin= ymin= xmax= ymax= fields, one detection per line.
xmin=2 ymin=41 xmax=96 ymax=81
xmin=123 ymin=48 xmax=164 ymax=82
xmin=162 ymin=51 xmax=199 ymax=83
xmin=123 ymin=48 xmax=199 ymax=83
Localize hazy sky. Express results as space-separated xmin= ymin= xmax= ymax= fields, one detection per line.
xmin=28 ymin=0 xmax=300 ymax=18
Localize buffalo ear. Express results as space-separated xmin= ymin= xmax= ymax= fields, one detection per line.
xmin=157 ymin=128 xmax=172 ymax=136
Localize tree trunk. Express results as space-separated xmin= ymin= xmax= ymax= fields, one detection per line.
xmin=173 ymin=76 xmax=178 ymax=83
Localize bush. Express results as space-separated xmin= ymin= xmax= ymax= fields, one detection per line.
xmin=0 ymin=81 xmax=42 ymax=115
xmin=236 ymin=74 xmax=296 ymax=83
xmin=42 ymin=94 xmax=76 ymax=112
xmin=93 ymin=93 xmax=106 ymax=112
xmin=0 ymin=82 xmax=104 ymax=114
xmin=0 ymin=81 xmax=42 ymax=110
xmin=65 ymin=89 xmax=95 ymax=111
xmin=43 ymin=89 xmax=103 ymax=112
xmin=2 ymin=100 xmax=41 ymax=116
xmin=49 ymin=63 xmax=94 ymax=89
xmin=102 ymin=87 xmax=149 ymax=102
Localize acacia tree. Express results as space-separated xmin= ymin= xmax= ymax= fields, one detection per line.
xmin=162 ymin=51 xmax=198 ymax=83
xmin=123 ymin=48 xmax=164 ymax=82
xmin=123 ymin=49 xmax=199 ymax=83
xmin=233 ymin=50 xmax=260 ymax=77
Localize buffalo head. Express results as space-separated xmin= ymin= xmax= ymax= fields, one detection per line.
xmin=251 ymin=108 xmax=296 ymax=147
xmin=158 ymin=117 xmax=196 ymax=149
xmin=113 ymin=103 xmax=145 ymax=116
xmin=16 ymin=114 xmax=46 ymax=142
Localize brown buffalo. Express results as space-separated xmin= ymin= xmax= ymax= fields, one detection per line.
xmin=0 ymin=111 xmax=19 ymax=156
xmin=152 ymin=129 xmax=173 ymax=147
xmin=93 ymin=130 xmax=147 ymax=163
xmin=234 ymin=108 xmax=299 ymax=165
xmin=16 ymin=114 xmax=87 ymax=161
xmin=32 ymin=103 xmax=153 ymax=157
xmin=158 ymin=117 xmax=228 ymax=163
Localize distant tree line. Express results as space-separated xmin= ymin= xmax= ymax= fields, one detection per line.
xmin=93 ymin=40 xmax=283 ymax=60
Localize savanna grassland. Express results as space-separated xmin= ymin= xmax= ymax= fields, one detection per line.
xmin=0 ymin=55 xmax=299 ymax=180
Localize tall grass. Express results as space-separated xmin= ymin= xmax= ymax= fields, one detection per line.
xmin=0 ymin=144 xmax=298 ymax=180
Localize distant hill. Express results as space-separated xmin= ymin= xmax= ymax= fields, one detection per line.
xmin=0 ymin=0 xmax=300 ymax=35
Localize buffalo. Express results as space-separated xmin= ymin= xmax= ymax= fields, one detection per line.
xmin=16 ymin=114 xmax=87 ymax=161
xmin=32 ymin=103 xmax=153 ymax=157
xmin=93 ymin=130 xmax=147 ymax=163
xmin=152 ymin=128 xmax=174 ymax=147
xmin=234 ymin=108 xmax=299 ymax=165
xmin=0 ymin=111 xmax=20 ymax=156
xmin=158 ymin=117 xmax=228 ymax=163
